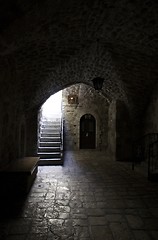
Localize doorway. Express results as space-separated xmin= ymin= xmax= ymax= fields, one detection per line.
xmin=38 ymin=91 xmax=63 ymax=165
xmin=80 ymin=114 xmax=96 ymax=149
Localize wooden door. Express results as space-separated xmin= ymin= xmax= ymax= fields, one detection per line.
xmin=80 ymin=114 xmax=96 ymax=149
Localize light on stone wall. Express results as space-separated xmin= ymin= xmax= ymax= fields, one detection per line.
xmin=68 ymin=94 xmax=78 ymax=104
xmin=92 ymin=77 xmax=104 ymax=91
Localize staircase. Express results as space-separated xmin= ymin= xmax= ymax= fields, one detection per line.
xmin=38 ymin=117 xmax=63 ymax=165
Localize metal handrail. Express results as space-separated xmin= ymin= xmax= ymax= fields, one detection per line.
xmin=37 ymin=111 xmax=42 ymax=149
xmin=132 ymin=133 xmax=158 ymax=171
xmin=148 ymin=140 xmax=158 ymax=180
xmin=60 ymin=116 xmax=64 ymax=161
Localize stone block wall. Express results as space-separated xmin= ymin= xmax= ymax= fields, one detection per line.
xmin=0 ymin=59 xmax=22 ymax=168
xmin=0 ymin=105 xmax=27 ymax=168
xmin=62 ymin=83 xmax=109 ymax=151
xmin=0 ymin=57 xmax=38 ymax=168
xmin=144 ymin=82 xmax=158 ymax=134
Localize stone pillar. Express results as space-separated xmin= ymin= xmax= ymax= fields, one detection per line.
xmin=107 ymin=100 xmax=116 ymax=161
xmin=116 ymin=100 xmax=132 ymax=161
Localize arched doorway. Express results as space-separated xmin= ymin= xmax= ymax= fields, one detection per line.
xmin=37 ymin=91 xmax=63 ymax=165
xmin=80 ymin=114 xmax=96 ymax=149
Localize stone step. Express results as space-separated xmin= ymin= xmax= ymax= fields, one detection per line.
xmin=40 ymin=123 xmax=61 ymax=128
xmin=41 ymin=133 xmax=60 ymax=137
xmin=38 ymin=146 xmax=60 ymax=152
xmin=41 ymin=120 xmax=61 ymax=125
xmin=39 ymin=141 xmax=61 ymax=147
xmin=42 ymin=116 xmax=61 ymax=120
xmin=41 ymin=129 xmax=60 ymax=134
xmin=41 ymin=125 xmax=60 ymax=130
xmin=38 ymin=152 xmax=61 ymax=159
xmin=41 ymin=124 xmax=60 ymax=127
xmin=41 ymin=128 xmax=60 ymax=132
xmin=38 ymin=158 xmax=63 ymax=166
xmin=40 ymin=137 xmax=61 ymax=142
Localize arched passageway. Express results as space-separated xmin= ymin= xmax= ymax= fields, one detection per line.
xmin=38 ymin=91 xmax=63 ymax=165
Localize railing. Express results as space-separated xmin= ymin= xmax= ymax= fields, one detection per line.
xmin=37 ymin=111 xmax=42 ymax=149
xmin=148 ymin=140 xmax=158 ymax=180
xmin=132 ymin=133 xmax=158 ymax=171
xmin=60 ymin=116 xmax=64 ymax=162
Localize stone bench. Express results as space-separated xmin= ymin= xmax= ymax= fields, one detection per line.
xmin=0 ymin=157 xmax=39 ymax=195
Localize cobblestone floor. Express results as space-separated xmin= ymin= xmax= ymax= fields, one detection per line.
xmin=0 ymin=150 xmax=158 ymax=240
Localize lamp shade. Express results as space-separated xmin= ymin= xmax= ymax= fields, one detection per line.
xmin=92 ymin=77 xmax=104 ymax=91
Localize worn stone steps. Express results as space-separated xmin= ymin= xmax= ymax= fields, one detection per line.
xmin=41 ymin=120 xmax=61 ymax=125
xmin=38 ymin=117 xmax=63 ymax=165
xmin=38 ymin=158 xmax=63 ymax=165
xmin=41 ymin=128 xmax=60 ymax=132
xmin=40 ymin=136 xmax=61 ymax=142
xmin=38 ymin=152 xmax=61 ymax=159
xmin=38 ymin=146 xmax=60 ymax=152
xmin=41 ymin=133 xmax=60 ymax=137
xmin=39 ymin=141 xmax=61 ymax=147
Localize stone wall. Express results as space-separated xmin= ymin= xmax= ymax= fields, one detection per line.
xmin=0 ymin=58 xmax=22 ymax=168
xmin=0 ymin=0 xmax=158 ymax=168
xmin=144 ymin=83 xmax=158 ymax=134
xmin=0 ymin=106 xmax=28 ymax=168
xmin=62 ymin=83 xmax=109 ymax=150
xmin=0 ymin=56 xmax=38 ymax=168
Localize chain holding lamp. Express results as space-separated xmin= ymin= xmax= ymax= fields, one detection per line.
xmin=91 ymin=39 xmax=104 ymax=91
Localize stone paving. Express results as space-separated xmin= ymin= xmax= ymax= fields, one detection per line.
xmin=0 ymin=150 xmax=158 ymax=240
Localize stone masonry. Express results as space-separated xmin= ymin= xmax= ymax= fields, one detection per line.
xmin=62 ymin=83 xmax=109 ymax=150
xmin=0 ymin=0 xmax=158 ymax=166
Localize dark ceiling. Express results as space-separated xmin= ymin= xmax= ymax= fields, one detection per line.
xmin=0 ymin=0 xmax=158 ymax=124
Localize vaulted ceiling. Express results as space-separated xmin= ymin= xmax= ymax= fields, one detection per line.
xmin=0 ymin=0 xmax=158 ymax=124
